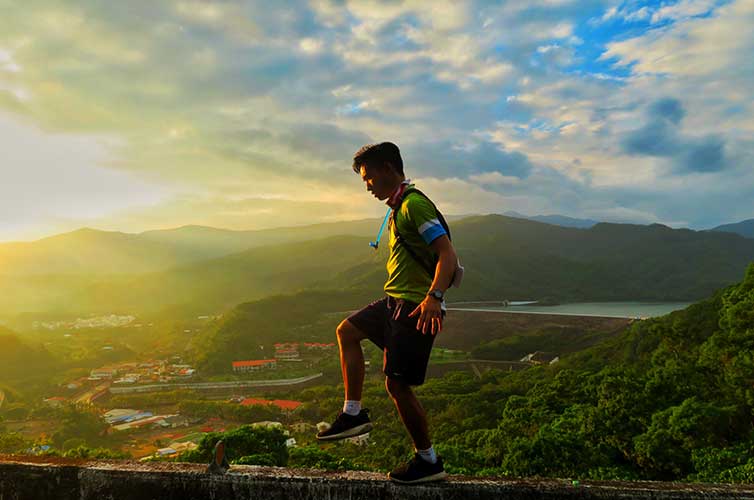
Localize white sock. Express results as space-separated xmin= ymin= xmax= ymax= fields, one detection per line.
xmin=417 ymin=446 xmax=437 ymax=464
xmin=343 ymin=400 xmax=361 ymax=416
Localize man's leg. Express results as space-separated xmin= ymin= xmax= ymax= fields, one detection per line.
xmin=385 ymin=377 xmax=431 ymax=450
xmin=316 ymin=319 xmax=373 ymax=441
xmin=382 ymin=300 xmax=446 ymax=483
xmin=336 ymin=319 xmax=368 ymax=402
xmin=385 ymin=376 xmax=446 ymax=483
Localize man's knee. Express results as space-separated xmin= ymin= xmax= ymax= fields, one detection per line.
xmin=385 ymin=376 xmax=410 ymax=398
xmin=336 ymin=320 xmax=366 ymax=344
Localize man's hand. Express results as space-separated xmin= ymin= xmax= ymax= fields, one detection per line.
xmin=408 ymin=296 xmax=443 ymax=335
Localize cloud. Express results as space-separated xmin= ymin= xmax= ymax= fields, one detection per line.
xmin=468 ymin=171 xmax=522 ymax=186
xmin=650 ymin=97 xmax=686 ymax=124
xmin=404 ymin=140 xmax=534 ymax=180
xmin=676 ymin=137 xmax=726 ymax=173
xmin=0 ymin=112 xmax=171 ymax=242
xmin=602 ymin=1 xmax=754 ymax=77
xmin=621 ymin=97 xmax=729 ymax=173
xmin=83 ymin=194 xmax=371 ymax=236
xmin=650 ymin=0 xmax=718 ymax=24
xmin=593 ymin=0 xmax=718 ymax=26
xmin=0 ymin=0 xmax=751 ymax=240
xmin=622 ymin=119 xmax=679 ymax=157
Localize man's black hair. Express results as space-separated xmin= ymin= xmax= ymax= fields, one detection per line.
xmin=352 ymin=142 xmax=404 ymax=176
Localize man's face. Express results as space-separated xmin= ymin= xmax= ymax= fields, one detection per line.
xmin=359 ymin=163 xmax=398 ymax=201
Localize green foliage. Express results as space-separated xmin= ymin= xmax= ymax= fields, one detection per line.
xmin=0 ymin=432 xmax=29 ymax=453
xmin=0 ymin=331 xmax=59 ymax=382
xmin=190 ymin=289 xmax=376 ymax=374
xmin=277 ymin=263 xmax=754 ymax=482
xmin=700 ymin=264 xmax=754 ymax=407
xmin=109 ymin=390 xmax=201 ymax=408
xmin=50 ymin=405 xmax=108 ymax=448
xmin=61 ymin=438 xmax=87 ymax=451
xmin=177 ymin=400 xmax=284 ymax=422
xmin=177 ymin=425 xmax=288 ymax=466
xmin=633 ymin=398 xmax=739 ymax=479
xmin=62 ymin=445 xmax=130 ymax=459
xmin=690 ymin=440 xmax=754 ymax=483
xmin=471 ymin=326 xmax=614 ymax=361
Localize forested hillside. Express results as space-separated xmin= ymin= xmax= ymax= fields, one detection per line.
xmin=0 ymin=327 xmax=58 ymax=382
xmin=188 ymin=288 xmax=378 ymax=373
xmin=712 ymin=219 xmax=754 ymax=239
xmin=445 ymin=216 xmax=754 ymax=302
xmin=275 ymin=263 xmax=754 ymax=482
xmin=189 ymin=287 xmax=630 ymax=374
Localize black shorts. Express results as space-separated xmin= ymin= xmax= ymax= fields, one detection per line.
xmin=346 ymin=296 xmax=444 ymax=386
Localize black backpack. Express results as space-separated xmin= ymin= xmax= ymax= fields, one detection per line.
xmin=390 ymin=187 xmax=452 ymax=280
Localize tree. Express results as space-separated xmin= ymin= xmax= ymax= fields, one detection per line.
xmin=51 ymin=405 xmax=108 ymax=448
xmin=633 ymin=398 xmax=738 ymax=479
xmin=0 ymin=432 xmax=28 ymax=453
xmin=178 ymin=425 xmax=288 ymax=466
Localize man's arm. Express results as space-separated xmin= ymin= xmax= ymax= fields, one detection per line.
xmin=408 ymin=234 xmax=458 ymax=335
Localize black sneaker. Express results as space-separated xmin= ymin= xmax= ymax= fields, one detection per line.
xmin=388 ymin=454 xmax=447 ymax=484
xmin=316 ymin=409 xmax=373 ymax=441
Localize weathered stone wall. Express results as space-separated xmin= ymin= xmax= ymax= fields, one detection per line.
xmin=1 ymin=455 xmax=753 ymax=500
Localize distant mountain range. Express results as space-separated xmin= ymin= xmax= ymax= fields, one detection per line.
xmin=505 ymin=212 xmax=754 ymax=238
xmin=710 ymin=219 xmax=754 ymax=239
xmin=3 ymin=213 xmax=749 ymax=279
xmin=503 ymin=211 xmax=600 ymax=229
xmin=0 ymin=220 xmax=380 ymax=276
xmin=0 ymin=212 xmax=598 ymax=278
xmin=316 ymin=216 xmax=754 ymax=304
xmin=3 ymin=215 xmax=754 ymax=318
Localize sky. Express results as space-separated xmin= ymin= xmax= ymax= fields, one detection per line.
xmin=0 ymin=0 xmax=752 ymax=242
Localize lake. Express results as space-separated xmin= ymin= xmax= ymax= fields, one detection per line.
xmin=447 ymin=301 xmax=693 ymax=319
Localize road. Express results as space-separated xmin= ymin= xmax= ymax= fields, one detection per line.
xmin=109 ymin=373 xmax=324 ymax=394
xmin=74 ymin=382 xmax=111 ymax=404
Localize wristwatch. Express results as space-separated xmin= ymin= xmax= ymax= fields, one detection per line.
xmin=428 ymin=289 xmax=444 ymax=301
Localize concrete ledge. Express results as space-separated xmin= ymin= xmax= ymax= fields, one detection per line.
xmin=1 ymin=455 xmax=753 ymax=500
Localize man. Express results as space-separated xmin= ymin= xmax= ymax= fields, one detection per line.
xmin=316 ymin=142 xmax=459 ymax=484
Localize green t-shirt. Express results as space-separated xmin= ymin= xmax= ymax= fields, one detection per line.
xmin=384 ymin=187 xmax=448 ymax=304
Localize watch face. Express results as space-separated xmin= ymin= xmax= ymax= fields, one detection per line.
xmin=431 ymin=291 xmax=443 ymax=299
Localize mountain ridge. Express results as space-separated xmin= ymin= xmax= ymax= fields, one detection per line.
xmin=710 ymin=218 xmax=754 ymax=239
xmin=4 ymin=215 xmax=754 ymax=317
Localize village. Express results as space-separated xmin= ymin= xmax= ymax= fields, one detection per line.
xmin=5 ymin=323 xmax=565 ymax=462
xmin=33 ymin=341 xmax=344 ymax=460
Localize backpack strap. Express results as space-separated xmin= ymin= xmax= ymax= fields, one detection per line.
xmin=399 ymin=188 xmax=452 ymax=240
xmin=390 ymin=188 xmax=451 ymax=279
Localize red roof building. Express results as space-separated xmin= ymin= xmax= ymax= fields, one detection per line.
xmin=232 ymin=359 xmax=277 ymax=372
xmin=274 ymin=342 xmax=300 ymax=360
xmin=304 ymin=342 xmax=336 ymax=349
